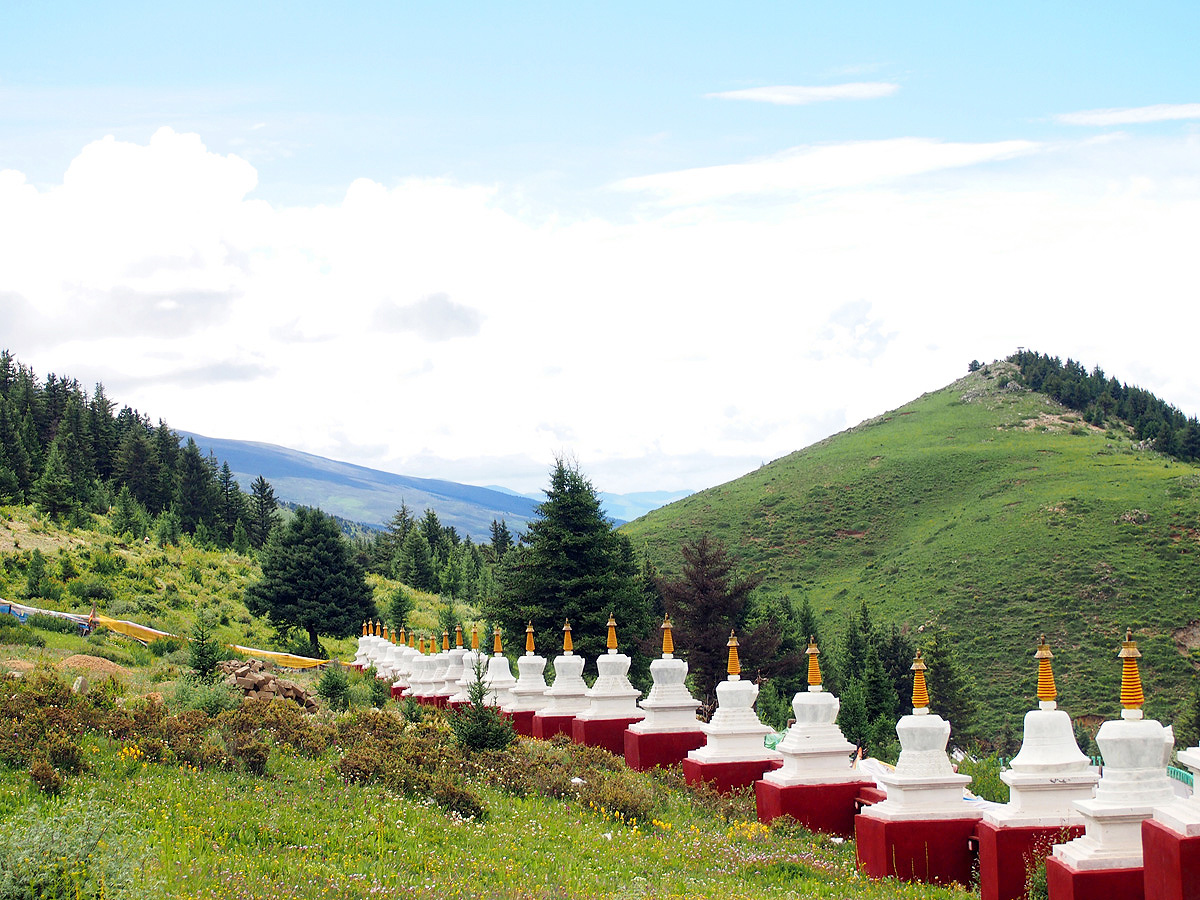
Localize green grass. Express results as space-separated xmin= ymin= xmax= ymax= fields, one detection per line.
xmin=621 ymin=362 xmax=1200 ymax=736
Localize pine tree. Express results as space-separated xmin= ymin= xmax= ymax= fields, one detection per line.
xmin=33 ymin=441 xmax=77 ymax=520
xmin=115 ymin=426 xmax=160 ymax=510
xmin=248 ymin=475 xmax=280 ymax=549
xmin=177 ymin=439 xmax=216 ymax=533
xmin=490 ymin=458 xmax=648 ymax=665
xmin=489 ymin=518 xmax=513 ymax=559
xmin=399 ymin=528 xmax=439 ymax=593
xmin=110 ymin=485 xmax=148 ymax=539
xmin=231 ymin=520 xmax=251 ymax=555
xmin=923 ymin=629 xmax=978 ymax=745
xmin=245 ymin=506 xmax=376 ymax=654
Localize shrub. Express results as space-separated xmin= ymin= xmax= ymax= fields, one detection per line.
xmin=29 ymin=754 xmax=63 ymax=795
xmin=26 ymin=613 xmax=81 ymax=634
xmin=431 ymin=772 xmax=487 ymax=820
xmin=173 ymin=677 xmax=241 ymax=717
xmin=959 ymin=750 xmax=1010 ymax=803
xmin=148 ymin=636 xmax=185 ymax=656
xmin=188 ymin=610 xmax=220 ymax=679
xmin=447 ymin=659 xmax=514 ymax=753
xmin=0 ymin=620 xmax=44 ymax=647
xmin=317 ymin=665 xmax=350 ymax=711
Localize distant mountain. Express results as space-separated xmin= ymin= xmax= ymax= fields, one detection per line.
xmin=485 ymin=484 xmax=695 ymax=524
xmin=179 ymin=432 xmax=539 ymax=542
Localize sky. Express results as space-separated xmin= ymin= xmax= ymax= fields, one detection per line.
xmin=2 ymin=2 xmax=1199 ymax=495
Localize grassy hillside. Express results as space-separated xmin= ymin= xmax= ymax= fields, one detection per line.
xmin=622 ymin=362 xmax=1200 ymax=736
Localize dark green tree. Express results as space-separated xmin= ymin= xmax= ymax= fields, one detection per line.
xmin=491 ymin=459 xmax=648 ymax=665
xmin=247 ymin=475 xmax=280 ymax=549
xmin=923 ymin=629 xmax=978 ymax=745
xmin=245 ymin=506 xmax=376 ymax=654
xmin=110 ymin=485 xmax=148 ymax=539
xmin=176 ymin=439 xmax=216 ymax=533
xmin=489 ymin=518 xmax=513 ymax=559
xmin=33 ymin=441 xmax=77 ymax=520
xmin=398 ymin=527 xmax=439 ymax=593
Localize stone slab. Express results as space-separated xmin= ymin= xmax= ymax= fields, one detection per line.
xmin=1142 ymin=818 xmax=1200 ymax=900
xmin=755 ymin=779 xmax=871 ymax=838
xmin=624 ymin=728 xmax=706 ymax=771
xmin=976 ymin=819 xmax=1083 ymax=900
xmin=855 ymin=814 xmax=980 ymax=886
xmin=572 ymin=716 xmax=644 ymax=756
xmin=682 ymin=757 xmax=782 ymax=794
xmin=532 ymin=712 xmax=577 ymax=741
xmin=1043 ymin=854 xmax=1143 ymax=900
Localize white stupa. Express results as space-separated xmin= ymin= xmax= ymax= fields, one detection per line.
xmin=865 ymin=650 xmax=977 ymax=819
xmin=390 ymin=627 xmax=417 ymax=693
xmin=448 ymin=626 xmax=486 ymax=707
xmin=536 ymin=622 xmax=590 ymax=718
xmin=574 ymin=615 xmax=642 ymax=722
xmin=482 ymin=627 xmax=518 ymax=707
xmin=762 ymin=637 xmax=859 ymax=786
xmin=352 ymin=620 xmax=374 ymax=669
xmin=686 ymin=631 xmax=780 ymax=767
xmin=435 ymin=625 xmax=469 ymax=701
xmin=628 ymin=616 xmax=701 ymax=733
xmin=503 ymin=623 xmax=551 ymax=714
xmin=422 ymin=630 xmax=452 ymax=699
xmin=985 ymin=637 xmax=1099 ymax=827
xmin=1052 ymin=631 xmax=1175 ymax=871
xmin=402 ymin=635 xmax=436 ymax=699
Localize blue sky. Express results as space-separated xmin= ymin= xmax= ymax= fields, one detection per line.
xmin=2 ymin=3 xmax=1199 ymax=493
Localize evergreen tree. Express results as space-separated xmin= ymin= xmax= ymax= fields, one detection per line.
xmin=88 ymin=383 xmax=117 ymax=482
xmin=34 ymin=441 xmax=77 ymax=520
xmin=923 ymin=629 xmax=978 ymax=745
xmin=176 ymin=438 xmax=216 ymax=533
xmin=654 ymin=533 xmax=766 ymax=705
xmin=154 ymin=509 xmax=182 ymax=547
xmin=388 ymin=586 xmax=415 ymax=630
xmin=399 ymin=527 xmax=440 ymax=593
xmin=862 ymin=643 xmax=898 ymax=722
xmin=489 ymin=518 xmax=513 ymax=559
xmin=837 ymin=677 xmax=870 ymax=749
xmin=110 ymin=485 xmax=148 ymax=539
xmin=245 ymin=506 xmax=376 ymax=654
xmin=215 ymin=462 xmax=246 ymax=545
xmin=797 ymin=596 xmax=821 ymax=649
xmin=247 ymin=475 xmax=280 ymax=549
xmin=115 ymin=426 xmax=160 ymax=510
xmin=231 ymin=520 xmax=252 ymax=555
xmin=490 ymin=458 xmax=648 ymax=665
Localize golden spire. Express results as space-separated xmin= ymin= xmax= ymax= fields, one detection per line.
xmin=727 ymin=630 xmax=741 ymax=678
xmin=407 ymin=629 xmax=415 ymax=649
xmin=911 ymin=650 xmax=929 ymax=710
xmin=374 ymin=620 xmax=381 ymax=637
xmin=493 ymin=625 xmax=503 ymax=655
xmin=1118 ymin=628 xmax=1144 ymax=713
xmin=382 ymin=623 xmax=389 ymax=642
xmin=661 ymin=615 xmax=674 ymax=656
xmin=805 ymin=636 xmax=822 ymax=688
xmin=526 ymin=621 xmax=536 ymax=654
xmin=362 ymin=620 xmax=368 ymax=636
xmin=470 ymin=624 xmax=479 ymax=651
xmin=606 ymin=614 xmax=618 ymax=652
xmin=442 ymin=630 xmax=449 ymax=652
xmin=1035 ymin=635 xmax=1057 ymax=704
xmin=398 ymin=624 xmax=407 ymax=645
xmin=455 ymin=624 xmax=463 ymax=649
xmin=416 ymin=635 xmax=424 ymax=654
xmin=563 ymin=620 xmax=573 ymax=654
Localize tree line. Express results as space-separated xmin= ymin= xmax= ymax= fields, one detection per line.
xmin=0 ymin=350 xmax=280 ymax=551
xmin=1008 ymin=349 xmax=1200 ymax=461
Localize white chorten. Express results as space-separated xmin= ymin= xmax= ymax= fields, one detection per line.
xmin=483 ymin=627 xmax=518 ymax=707
xmin=686 ymin=631 xmax=781 ymax=765
xmin=574 ymin=615 xmax=642 ymax=722
xmin=448 ymin=627 xmax=486 ymax=706
xmin=435 ymin=626 xmax=469 ymax=699
xmin=539 ymin=622 xmax=590 ymax=716
xmin=504 ymin=623 xmax=551 ymax=713
xmin=627 ymin=616 xmax=701 ymax=734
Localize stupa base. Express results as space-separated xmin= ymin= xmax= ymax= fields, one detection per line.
xmin=572 ymin=716 xmax=644 ymax=755
xmin=682 ymin=757 xmax=782 ymax=794
xmin=532 ymin=712 xmax=577 ymax=741
xmin=624 ymin=729 xmax=706 ymax=771
xmin=755 ymin=779 xmax=872 ymax=837
xmin=1142 ymin=818 xmax=1200 ymax=900
xmin=502 ymin=709 xmax=537 ymax=737
xmin=1044 ymin=855 xmax=1143 ymax=900
xmin=390 ymin=685 xmax=404 ymax=698
xmin=446 ymin=699 xmax=472 ymax=712
xmin=976 ymin=819 xmax=1083 ymax=900
xmin=855 ymin=814 xmax=980 ymax=886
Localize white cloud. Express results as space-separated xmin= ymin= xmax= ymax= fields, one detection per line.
xmin=3 ymin=127 xmax=1200 ymax=496
xmin=612 ymin=137 xmax=1039 ymax=204
xmin=1055 ymin=103 xmax=1200 ymax=126
xmin=706 ymin=82 xmax=899 ymax=105
xmin=373 ymin=293 xmax=483 ymax=341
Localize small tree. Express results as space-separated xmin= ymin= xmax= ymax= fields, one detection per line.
xmin=448 ymin=658 xmax=514 ymax=752
xmin=189 ymin=609 xmax=220 ymax=680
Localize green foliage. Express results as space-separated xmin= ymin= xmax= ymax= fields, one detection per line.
xmin=173 ymin=676 xmax=242 ymax=717
xmin=0 ymin=619 xmax=44 ymax=647
xmin=387 ymin=585 xmax=414 ymax=630
xmin=957 ymin=751 xmax=1010 ymax=803
xmin=317 ymin=665 xmax=351 ymax=711
xmin=246 ymin=506 xmax=376 ymax=653
xmin=448 ymin=658 xmax=514 ymax=752
xmin=26 ymin=612 xmax=80 ymax=634
xmin=188 ymin=609 xmax=221 ymax=679
xmin=148 ymin=636 xmax=185 ymax=656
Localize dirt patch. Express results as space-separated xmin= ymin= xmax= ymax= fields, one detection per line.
xmin=57 ymin=654 xmax=130 ymax=679
xmin=1173 ymin=621 xmax=1200 ymax=652
xmin=2 ymin=659 xmax=36 ymax=673
xmin=0 ymin=518 xmax=91 ymax=555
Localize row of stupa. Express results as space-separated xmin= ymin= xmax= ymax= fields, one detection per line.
xmin=352 ymin=619 xmax=1200 ymax=900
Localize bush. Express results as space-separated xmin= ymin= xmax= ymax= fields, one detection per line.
xmin=959 ymin=750 xmax=1010 ymax=803
xmin=148 ymin=636 xmax=185 ymax=657
xmin=447 ymin=659 xmax=514 ymax=753
xmin=0 ymin=620 xmax=44 ymax=647
xmin=189 ymin=610 xmax=220 ymax=679
xmin=26 ymin=613 xmax=81 ymax=634
xmin=317 ymin=665 xmax=350 ymax=711
xmin=29 ymin=754 xmax=63 ymax=795
xmin=173 ymin=677 xmax=241 ymax=717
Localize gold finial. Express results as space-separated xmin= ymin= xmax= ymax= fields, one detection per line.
xmin=382 ymin=623 xmax=389 ymax=641
xmin=442 ymin=630 xmax=449 ymax=652
xmin=563 ymin=620 xmax=573 ymax=654
xmin=606 ymin=614 xmax=618 ymax=652
xmin=493 ymin=626 xmax=503 ymax=655
xmin=727 ymin=630 xmax=741 ymax=677
xmin=398 ymin=625 xmax=406 ymax=645
xmin=362 ymin=621 xmax=368 ymax=636
xmin=526 ymin=621 xmax=536 ymax=654
xmin=374 ymin=620 xmax=381 ymax=637
xmin=1035 ymin=634 xmax=1057 ymax=704
xmin=455 ymin=624 xmax=463 ymax=649
xmin=805 ymin=636 xmax=822 ymax=688
xmin=911 ymin=650 xmax=929 ymax=710
xmin=471 ymin=625 xmax=479 ymax=651
xmin=661 ymin=615 xmax=674 ymax=656
xmin=407 ymin=629 xmax=415 ymax=648
xmin=416 ymin=635 xmax=424 ymax=654
xmin=1118 ymin=628 xmax=1144 ymax=712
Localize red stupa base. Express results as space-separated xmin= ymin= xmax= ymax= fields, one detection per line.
xmin=428 ymin=695 xmax=449 ymax=709
xmin=390 ymin=685 xmax=404 ymax=698
xmin=624 ymin=730 xmax=706 ymax=771
xmin=446 ymin=699 xmax=471 ymax=712
xmin=682 ymin=757 xmax=782 ymax=794
xmin=755 ymin=779 xmax=872 ymax=837
xmin=976 ymin=820 xmax=1084 ymax=900
xmin=502 ymin=709 xmax=537 ymax=737
xmin=572 ymin=717 xmax=645 ymax=756
xmin=855 ymin=814 xmax=980 ymax=886
xmin=1043 ymin=855 xmax=1143 ymax=900
xmin=532 ymin=712 xmax=577 ymax=741
xmin=1143 ymin=818 xmax=1200 ymax=900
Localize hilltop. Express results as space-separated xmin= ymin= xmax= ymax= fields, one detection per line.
xmin=621 ymin=361 xmax=1200 ymax=736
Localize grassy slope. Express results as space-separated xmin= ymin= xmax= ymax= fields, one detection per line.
xmin=622 ymin=363 xmax=1200 ymax=735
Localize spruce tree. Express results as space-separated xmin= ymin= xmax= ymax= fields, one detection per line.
xmin=248 ymin=475 xmax=280 ymax=549
xmin=923 ymin=629 xmax=978 ymax=745
xmin=33 ymin=441 xmax=77 ymax=520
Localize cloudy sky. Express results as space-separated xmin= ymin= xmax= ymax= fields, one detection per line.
xmin=2 ymin=3 xmax=1199 ymax=495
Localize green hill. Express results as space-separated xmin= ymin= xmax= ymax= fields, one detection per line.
xmin=621 ymin=361 xmax=1200 ymax=738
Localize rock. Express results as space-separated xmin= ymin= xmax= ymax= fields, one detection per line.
xmin=72 ymin=675 xmax=89 ymax=695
